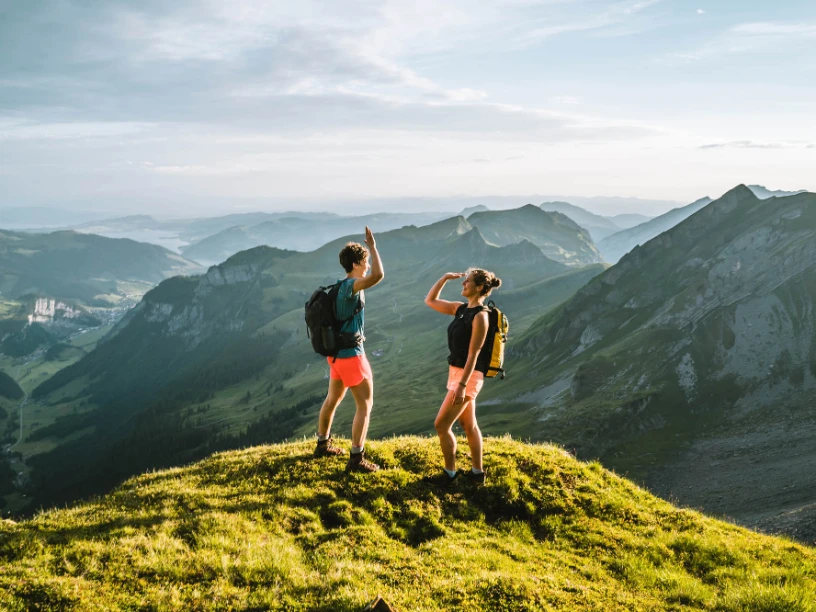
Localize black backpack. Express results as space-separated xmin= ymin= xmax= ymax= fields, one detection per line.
xmin=304 ymin=281 xmax=364 ymax=357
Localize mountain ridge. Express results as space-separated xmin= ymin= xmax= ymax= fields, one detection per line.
xmin=506 ymin=184 xmax=816 ymax=540
xmin=598 ymin=196 xmax=714 ymax=263
xmin=467 ymin=205 xmax=602 ymax=266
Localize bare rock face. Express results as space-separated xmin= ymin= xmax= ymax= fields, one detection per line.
xmin=202 ymin=262 xmax=262 ymax=288
xmin=136 ymin=258 xmax=263 ymax=350
xmin=27 ymin=298 xmax=82 ymax=324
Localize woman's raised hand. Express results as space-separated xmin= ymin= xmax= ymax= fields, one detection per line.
xmin=443 ymin=272 xmax=466 ymax=281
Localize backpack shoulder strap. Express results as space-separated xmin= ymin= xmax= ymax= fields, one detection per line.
xmin=332 ymin=279 xmax=363 ymax=322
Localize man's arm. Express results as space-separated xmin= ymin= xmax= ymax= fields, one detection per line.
xmin=353 ymin=226 xmax=384 ymax=293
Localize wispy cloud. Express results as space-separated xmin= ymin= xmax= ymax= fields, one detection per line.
xmin=516 ymin=0 xmax=661 ymax=46
xmin=667 ymin=21 xmax=816 ymax=62
xmin=2 ymin=0 xmax=814 ymax=205
xmin=0 ymin=120 xmax=152 ymax=141
xmin=699 ymin=140 xmax=814 ymax=150
xmin=0 ymin=0 xmax=667 ymax=146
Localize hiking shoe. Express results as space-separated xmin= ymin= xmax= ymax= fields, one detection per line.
xmin=314 ymin=437 xmax=345 ymax=457
xmin=463 ymin=469 xmax=486 ymax=486
xmin=346 ymin=450 xmax=379 ymax=473
xmin=423 ymin=470 xmax=460 ymax=487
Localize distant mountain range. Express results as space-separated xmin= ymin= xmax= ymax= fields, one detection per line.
xmin=598 ymin=197 xmax=714 ymax=263
xmin=745 ymin=184 xmax=807 ymax=199
xmin=180 ymin=211 xmax=451 ymax=265
xmin=608 ymin=213 xmax=652 ymax=228
xmin=466 ymin=205 xmax=602 ymax=266
xmin=598 ymin=185 xmax=809 ymax=264
xmin=0 ymin=230 xmax=202 ymax=359
xmin=0 ymin=207 xmax=110 ymax=229
xmin=0 ymin=230 xmax=200 ymax=303
xmin=175 ymin=205 xmax=606 ymax=267
xmin=540 ymin=201 xmax=623 ymax=242
xmin=14 ymin=197 xmax=661 ymax=264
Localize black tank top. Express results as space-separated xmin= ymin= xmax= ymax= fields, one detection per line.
xmin=447 ymin=304 xmax=491 ymax=374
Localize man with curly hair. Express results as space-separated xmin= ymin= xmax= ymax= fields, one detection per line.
xmin=313 ymin=226 xmax=384 ymax=472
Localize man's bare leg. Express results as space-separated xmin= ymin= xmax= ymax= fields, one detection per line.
xmin=318 ymin=378 xmax=347 ymax=437
xmin=315 ymin=378 xmax=347 ymax=456
xmin=349 ymin=377 xmax=373 ymax=448
xmin=347 ymin=377 xmax=378 ymax=471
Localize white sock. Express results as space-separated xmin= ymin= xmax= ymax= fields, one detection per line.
xmin=351 ymin=445 xmax=364 ymax=454
xmin=471 ymin=468 xmax=484 ymax=475
xmin=443 ymin=468 xmax=457 ymax=478
xmin=318 ymin=433 xmax=330 ymax=442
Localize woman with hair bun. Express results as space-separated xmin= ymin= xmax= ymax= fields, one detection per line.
xmin=424 ymin=267 xmax=502 ymax=486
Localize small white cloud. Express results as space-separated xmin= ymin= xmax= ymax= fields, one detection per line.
xmin=697 ymin=9 xmax=705 ymax=15
xmin=0 ymin=121 xmax=151 ymax=141
xmin=444 ymin=88 xmax=488 ymax=102
xmin=698 ymin=140 xmax=813 ymax=150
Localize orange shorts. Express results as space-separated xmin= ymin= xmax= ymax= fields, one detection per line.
xmin=447 ymin=366 xmax=484 ymax=399
xmin=328 ymin=354 xmax=372 ymax=388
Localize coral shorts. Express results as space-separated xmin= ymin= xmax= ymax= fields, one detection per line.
xmin=447 ymin=366 xmax=484 ymax=399
xmin=327 ymin=354 xmax=372 ymax=388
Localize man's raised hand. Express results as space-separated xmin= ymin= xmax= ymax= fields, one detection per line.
xmin=365 ymin=226 xmax=376 ymax=249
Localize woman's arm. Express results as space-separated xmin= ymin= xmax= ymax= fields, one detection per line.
xmin=425 ymin=272 xmax=465 ymax=314
xmin=453 ymin=311 xmax=489 ymax=404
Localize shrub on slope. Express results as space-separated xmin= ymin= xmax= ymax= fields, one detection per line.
xmin=0 ymin=437 xmax=813 ymax=611
xmin=0 ymin=371 xmax=23 ymax=400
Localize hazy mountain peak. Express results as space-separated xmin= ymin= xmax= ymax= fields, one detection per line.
xmin=461 ymin=225 xmax=487 ymax=242
xmin=465 ymin=205 xmax=602 ymax=266
xmin=747 ymin=184 xmax=807 ymax=199
xmin=459 ymin=204 xmax=489 ymax=217
xmin=727 ymin=183 xmax=759 ymax=199
xmin=598 ymin=194 xmax=716 ymax=263
xmin=410 ymin=214 xmax=473 ymax=240
xmin=546 ymin=210 xmax=584 ymax=232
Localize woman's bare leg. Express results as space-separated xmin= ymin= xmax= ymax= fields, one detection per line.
xmin=457 ymin=399 xmax=483 ymax=471
xmin=434 ymin=390 xmax=470 ymax=471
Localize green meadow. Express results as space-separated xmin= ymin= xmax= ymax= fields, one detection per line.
xmin=0 ymin=436 xmax=813 ymax=611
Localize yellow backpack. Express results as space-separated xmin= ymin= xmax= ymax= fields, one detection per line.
xmin=485 ymin=301 xmax=509 ymax=379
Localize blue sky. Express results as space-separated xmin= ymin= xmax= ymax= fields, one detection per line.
xmin=1 ymin=0 xmax=814 ymax=216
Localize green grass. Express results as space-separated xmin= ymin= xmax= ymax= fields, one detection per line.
xmin=0 ymin=436 xmax=813 ymax=611
xmin=0 ymin=299 xmax=22 ymax=319
xmin=65 ymin=324 xmax=113 ymax=350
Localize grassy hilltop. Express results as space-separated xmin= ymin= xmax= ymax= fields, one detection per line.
xmin=1 ymin=436 xmax=814 ymax=611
